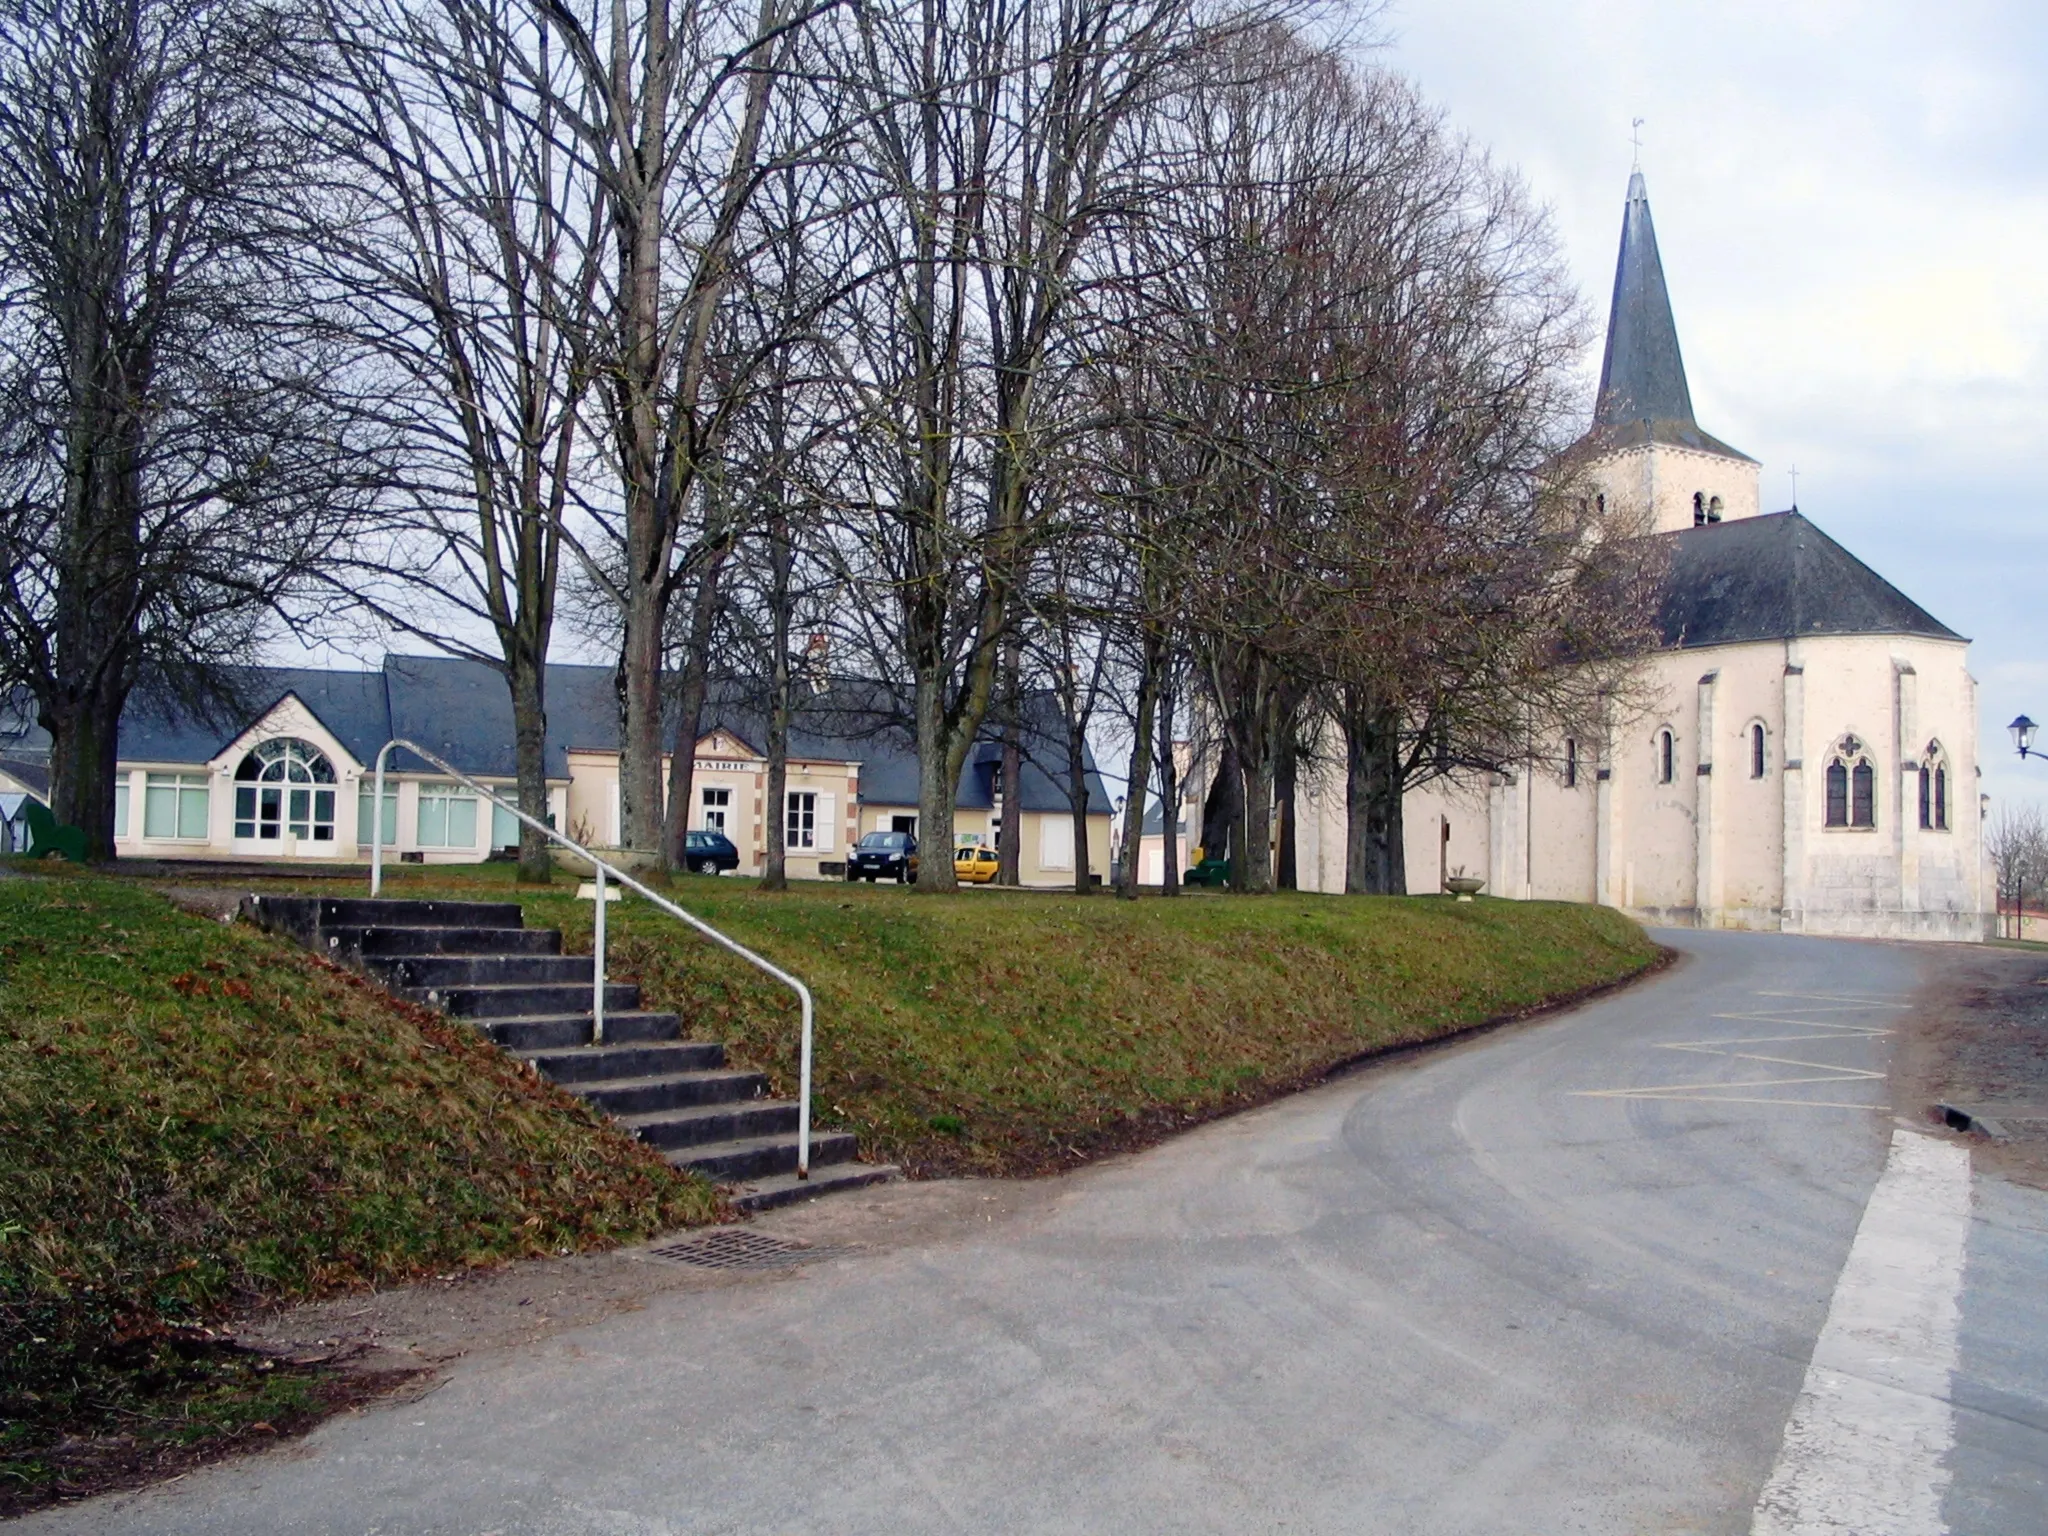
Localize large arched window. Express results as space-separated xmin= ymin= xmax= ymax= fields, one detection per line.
xmin=1825 ymin=735 xmax=1876 ymax=829
xmin=234 ymin=738 xmax=336 ymax=842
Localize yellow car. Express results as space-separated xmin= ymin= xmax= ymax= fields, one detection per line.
xmin=954 ymin=845 xmax=1000 ymax=883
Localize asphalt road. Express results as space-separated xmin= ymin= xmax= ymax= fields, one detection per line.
xmin=23 ymin=928 xmax=2047 ymax=1534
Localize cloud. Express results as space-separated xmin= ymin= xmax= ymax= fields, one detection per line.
xmin=1383 ymin=0 xmax=2048 ymax=805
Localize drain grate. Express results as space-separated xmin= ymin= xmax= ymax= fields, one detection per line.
xmin=645 ymin=1228 xmax=841 ymax=1271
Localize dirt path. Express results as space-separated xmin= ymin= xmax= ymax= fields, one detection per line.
xmin=1894 ymin=942 xmax=2048 ymax=1189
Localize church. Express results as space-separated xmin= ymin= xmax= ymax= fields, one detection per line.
xmin=1279 ymin=169 xmax=1993 ymax=941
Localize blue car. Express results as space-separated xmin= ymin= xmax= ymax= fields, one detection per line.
xmin=683 ymin=829 xmax=740 ymax=874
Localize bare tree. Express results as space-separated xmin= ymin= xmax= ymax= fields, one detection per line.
xmin=813 ymin=0 xmax=1254 ymax=891
xmin=1987 ymin=801 xmax=2048 ymax=940
xmin=537 ymin=0 xmax=822 ymax=866
xmin=0 ymin=0 xmax=379 ymax=856
xmin=298 ymin=0 xmax=607 ymax=881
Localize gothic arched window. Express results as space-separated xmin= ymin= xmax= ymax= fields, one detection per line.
xmin=1825 ymin=761 xmax=1849 ymax=826
xmin=1919 ymin=742 xmax=1951 ymax=831
xmin=1751 ymin=723 xmax=1767 ymax=779
xmin=1825 ymin=735 xmax=1875 ymax=829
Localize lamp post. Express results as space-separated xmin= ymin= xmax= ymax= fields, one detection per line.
xmin=2012 ymin=715 xmax=2040 ymax=760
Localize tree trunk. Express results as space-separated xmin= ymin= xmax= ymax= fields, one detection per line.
xmin=43 ymin=686 xmax=124 ymax=862
xmin=619 ymin=572 xmax=667 ymax=856
xmin=1343 ymin=691 xmax=1408 ymax=895
xmin=1200 ymin=740 xmax=1240 ymax=864
xmin=1239 ymin=751 xmax=1274 ymax=893
xmin=913 ymin=673 xmax=960 ymax=891
xmin=996 ymin=636 xmax=1022 ymax=884
xmin=1275 ymin=737 xmax=1297 ymax=891
xmin=760 ymin=507 xmax=793 ymax=891
xmin=1066 ymin=716 xmax=1092 ymax=895
xmin=662 ymin=548 xmax=730 ymax=868
xmin=1116 ymin=638 xmax=1163 ymax=899
xmin=509 ymin=653 xmax=552 ymax=882
xmin=1156 ymin=669 xmax=1180 ymax=897
xmin=763 ymin=688 xmax=789 ymax=890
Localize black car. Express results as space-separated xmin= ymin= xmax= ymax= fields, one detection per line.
xmin=683 ymin=829 xmax=740 ymax=874
xmin=848 ymin=829 xmax=916 ymax=882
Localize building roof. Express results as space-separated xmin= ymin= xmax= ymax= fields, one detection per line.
xmin=0 ymin=755 xmax=49 ymax=798
xmin=118 ymin=667 xmax=396 ymax=768
xmin=1589 ymin=171 xmax=1755 ymax=466
xmin=1659 ymin=511 xmax=1963 ymax=650
xmin=113 ymin=654 xmax=1112 ymax=815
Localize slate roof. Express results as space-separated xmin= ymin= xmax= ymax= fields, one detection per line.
xmin=1658 ymin=511 xmax=1962 ymax=650
xmin=118 ymin=667 xmax=395 ymax=767
xmin=1589 ymin=171 xmax=1755 ymax=466
xmin=113 ymin=654 xmax=1112 ymax=815
xmin=0 ymin=755 xmax=49 ymax=797
xmin=691 ymin=677 xmax=1112 ymax=816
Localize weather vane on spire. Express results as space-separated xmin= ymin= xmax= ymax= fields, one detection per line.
xmin=1630 ymin=118 xmax=1645 ymax=170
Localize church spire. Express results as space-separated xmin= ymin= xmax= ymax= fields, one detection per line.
xmin=1594 ymin=170 xmax=1696 ymax=431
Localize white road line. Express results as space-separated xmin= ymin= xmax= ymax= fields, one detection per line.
xmin=1751 ymin=1128 xmax=1973 ymax=1536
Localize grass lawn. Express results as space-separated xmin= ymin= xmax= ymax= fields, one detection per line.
xmin=0 ymin=869 xmax=719 ymax=1513
xmin=328 ymin=864 xmax=1662 ymax=1179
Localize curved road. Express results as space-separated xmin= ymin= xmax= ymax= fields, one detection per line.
xmin=26 ymin=929 xmax=2048 ymax=1534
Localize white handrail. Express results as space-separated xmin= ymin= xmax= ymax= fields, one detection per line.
xmin=368 ymin=737 xmax=816 ymax=1179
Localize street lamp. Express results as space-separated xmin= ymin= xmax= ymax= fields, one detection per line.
xmin=2012 ymin=715 xmax=2040 ymax=759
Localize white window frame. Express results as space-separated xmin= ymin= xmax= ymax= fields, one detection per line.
xmin=144 ymin=772 xmax=211 ymax=841
xmin=417 ymin=781 xmax=480 ymax=849
xmin=701 ymin=785 xmax=732 ymax=833
xmin=490 ymin=792 xmax=520 ymax=850
xmin=357 ymin=781 xmax=399 ymax=848
xmin=786 ymin=790 xmax=816 ymax=850
xmin=114 ymin=775 xmax=130 ymax=838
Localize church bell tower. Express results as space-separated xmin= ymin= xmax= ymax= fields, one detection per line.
xmin=1582 ymin=171 xmax=1761 ymax=534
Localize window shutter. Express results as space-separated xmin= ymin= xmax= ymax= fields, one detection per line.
xmin=816 ymin=792 xmax=837 ymax=854
xmin=1040 ymin=815 xmax=1073 ymax=871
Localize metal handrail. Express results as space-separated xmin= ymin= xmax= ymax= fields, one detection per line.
xmin=368 ymin=737 xmax=816 ymax=1178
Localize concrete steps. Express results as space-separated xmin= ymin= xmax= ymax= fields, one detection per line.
xmin=242 ymin=894 xmax=894 ymax=1214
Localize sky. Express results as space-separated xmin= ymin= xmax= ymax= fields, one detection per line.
xmin=1374 ymin=0 xmax=2048 ymax=812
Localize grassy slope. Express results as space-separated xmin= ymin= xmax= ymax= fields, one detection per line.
xmin=0 ymin=871 xmax=717 ymax=1506
xmin=364 ymin=868 xmax=1660 ymax=1179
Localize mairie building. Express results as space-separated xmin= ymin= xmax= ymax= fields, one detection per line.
xmin=0 ymin=657 xmax=1111 ymax=885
